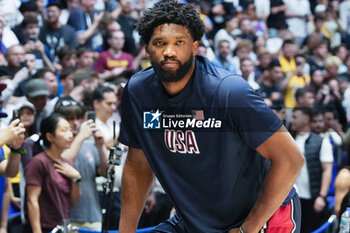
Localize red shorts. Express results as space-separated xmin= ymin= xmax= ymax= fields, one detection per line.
xmin=261 ymin=194 xmax=301 ymax=233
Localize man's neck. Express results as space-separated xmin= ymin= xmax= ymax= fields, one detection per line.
xmin=263 ymin=79 xmax=274 ymax=87
xmin=97 ymin=115 xmax=108 ymax=124
xmin=109 ymin=48 xmax=122 ymax=57
xmin=69 ymin=87 xmax=84 ymax=105
xmin=297 ymin=127 xmax=311 ymax=136
xmin=49 ymin=21 xmax=61 ymax=29
xmin=161 ymin=61 xmax=195 ymax=96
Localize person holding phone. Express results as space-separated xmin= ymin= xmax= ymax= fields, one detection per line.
xmin=54 ymin=101 xmax=108 ymax=231
xmin=281 ymin=54 xmax=311 ymax=109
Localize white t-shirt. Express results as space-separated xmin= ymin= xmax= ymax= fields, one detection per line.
xmin=284 ymin=0 xmax=311 ymax=39
xmin=295 ymin=133 xmax=333 ymax=199
xmin=95 ymin=118 xmax=127 ymax=191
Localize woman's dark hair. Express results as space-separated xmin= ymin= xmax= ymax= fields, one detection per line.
xmin=137 ymin=0 xmax=205 ymax=44
xmin=54 ymin=98 xmax=84 ymax=121
xmin=40 ymin=113 xmax=65 ymax=148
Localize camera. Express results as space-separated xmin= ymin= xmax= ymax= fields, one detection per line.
xmin=108 ymin=146 xmax=123 ymax=166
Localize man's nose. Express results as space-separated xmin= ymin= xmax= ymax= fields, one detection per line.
xmin=163 ymin=45 xmax=176 ymax=57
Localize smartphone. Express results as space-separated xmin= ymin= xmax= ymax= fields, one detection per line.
xmin=28 ymin=35 xmax=37 ymax=41
xmin=19 ymin=61 xmax=27 ymax=69
xmin=87 ymin=111 xmax=96 ymax=123
xmin=13 ymin=109 xmax=20 ymax=120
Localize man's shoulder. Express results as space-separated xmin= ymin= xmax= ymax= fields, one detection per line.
xmin=67 ymin=7 xmax=84 ymax=22
xmin=307 ymin=132 xmax=324 ymax=143
xmin=69 ymin=7 xmax=84 ymax=16
xmin=121 ymin=51 xmax=134 ymax=59
xmin=62 ymin=24 xmax=76 ymax=33
xmin=127 ymin=67 xmax=154 ymax=88
xmin=98 ymin=50 xmax=111 ymax=58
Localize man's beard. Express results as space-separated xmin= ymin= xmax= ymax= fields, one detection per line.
xmin=151 ymin=54 xmax=194 ymax=83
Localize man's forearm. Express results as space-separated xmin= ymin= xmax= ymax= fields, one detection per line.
xmin=97 ymin=145 xmax=108 ymax=177
xmin=119 ymin=158 xmax=154 ymax=233
xmin=320 ymin=163 xmax=333 ymax=197
xmin=5 ymin=153 xmax=20 ymax=177
xmin=62 ymin=133 xmax=85 ymax=160
xmin=241 ymin=155 xmax=303 ymax=232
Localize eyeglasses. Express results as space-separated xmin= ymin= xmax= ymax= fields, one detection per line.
xmin=60 ymin=99 xmax=78 ymax=107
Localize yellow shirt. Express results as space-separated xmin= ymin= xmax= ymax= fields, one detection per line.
xmin=4 ymin=145 xmax=20 ymax=184
xmin=278 ymin=56 xmax=296 ymax=74
xmin=284 ymin=74 xmax=311 ymax=108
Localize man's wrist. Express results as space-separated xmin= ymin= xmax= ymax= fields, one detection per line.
xmin=8 ymin=145 xmax=26 ymax=155
xmin=318 ymin=194 xmax=327 ymax=201
xmin=240 ymin=226 xmax=246 ymax=233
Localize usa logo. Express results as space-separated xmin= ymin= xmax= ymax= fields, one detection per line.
xmin=143 ymin=110 xmax=162 ymax=129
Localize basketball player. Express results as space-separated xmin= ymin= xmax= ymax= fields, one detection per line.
xmin=118 ymin=1 xmax=304 ymax=232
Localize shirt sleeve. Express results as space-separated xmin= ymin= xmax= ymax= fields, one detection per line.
xmin=320 ymin=138 xmax=334 ymax=163
xmin=25 ymin=157 xmax=46 ymax=186
xmin=218 ymin=75 xmax=282 ymax=149
xmin=67 ymin=8 xmax=86 ymax=34
xmin=94 ymin=53 xmax=106 ymax=73
xmin=127 ymin=54 xmax=134 ymax=71
xmin=118 ymin=82 xmax=142 ymax=148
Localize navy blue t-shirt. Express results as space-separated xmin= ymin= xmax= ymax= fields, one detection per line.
xmin=119 ymin=56 xmax=293 ymax=232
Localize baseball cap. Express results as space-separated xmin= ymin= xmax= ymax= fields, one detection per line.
xmin=25 ymin=79 xmax=50 ymax=98
xmin=17 ymin=100 xmax=36 ymax=113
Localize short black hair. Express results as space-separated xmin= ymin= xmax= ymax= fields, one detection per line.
xmin=282 ymin=39 xmax=295 ymax=48
xmin=92 ymin=85 xmax=115 ymax=102
xmin=76 ymin=46 xmax=93 ymax=58
xmin=137 ymin=0 xmax=205 ymax=44
xmin=19 ymin=0 xmax=38 ymax=13
xmin=47 ymin=1 xmax=62 ymax=9
xmin=22 ymin=15 xmax=39 ymax=28
xmin=268 ymin=58 xmax=281 ymax=70
xmin=293 ymin=107 xmax=313 ymax=119
xmin=295 ymin=87 xmax=313 ymax=100
xmin=57 ymin=45 xmax=76 ymax=60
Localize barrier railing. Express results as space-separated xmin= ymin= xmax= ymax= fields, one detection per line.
xmin=311 ymin=215 xmax=337 ymax=233
xmin=50 ymin=226 xmax=156 ymax=233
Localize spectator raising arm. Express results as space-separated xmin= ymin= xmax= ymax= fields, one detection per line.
xmin=0 ymin=119 xmax=25 ymax=177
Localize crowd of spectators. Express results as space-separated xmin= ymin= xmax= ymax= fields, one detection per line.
xmin=0 ymin=0 xmax=350 ymax=232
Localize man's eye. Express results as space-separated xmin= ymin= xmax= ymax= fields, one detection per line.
xmin=177 ymin=41 xmax=184 ymax=45
xmin=155 ymin=41 xmax=164 ymax=46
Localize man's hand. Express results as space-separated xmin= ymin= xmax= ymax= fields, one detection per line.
xmin=144 ymin=192 xmax=156 ymax=213
xmin=78 ymin=120 xmax=95 ymax=140
xmin=111 ymin=67 xmax=127 ymax=76
xmin=314 ymin=196 xmax=326 ymax=212
xmin=1 ymin=119 xmax=26 ymax=149
xmin=94 ymin=11 xmax=104 ymax=25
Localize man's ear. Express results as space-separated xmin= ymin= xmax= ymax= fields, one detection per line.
xmin=145 ymin=44 xmax=150 ymax=58
xmin=193 ymin=41 xmax=199 ymax=56
xmin=93 ymin=99 xmax=99 ymax=111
